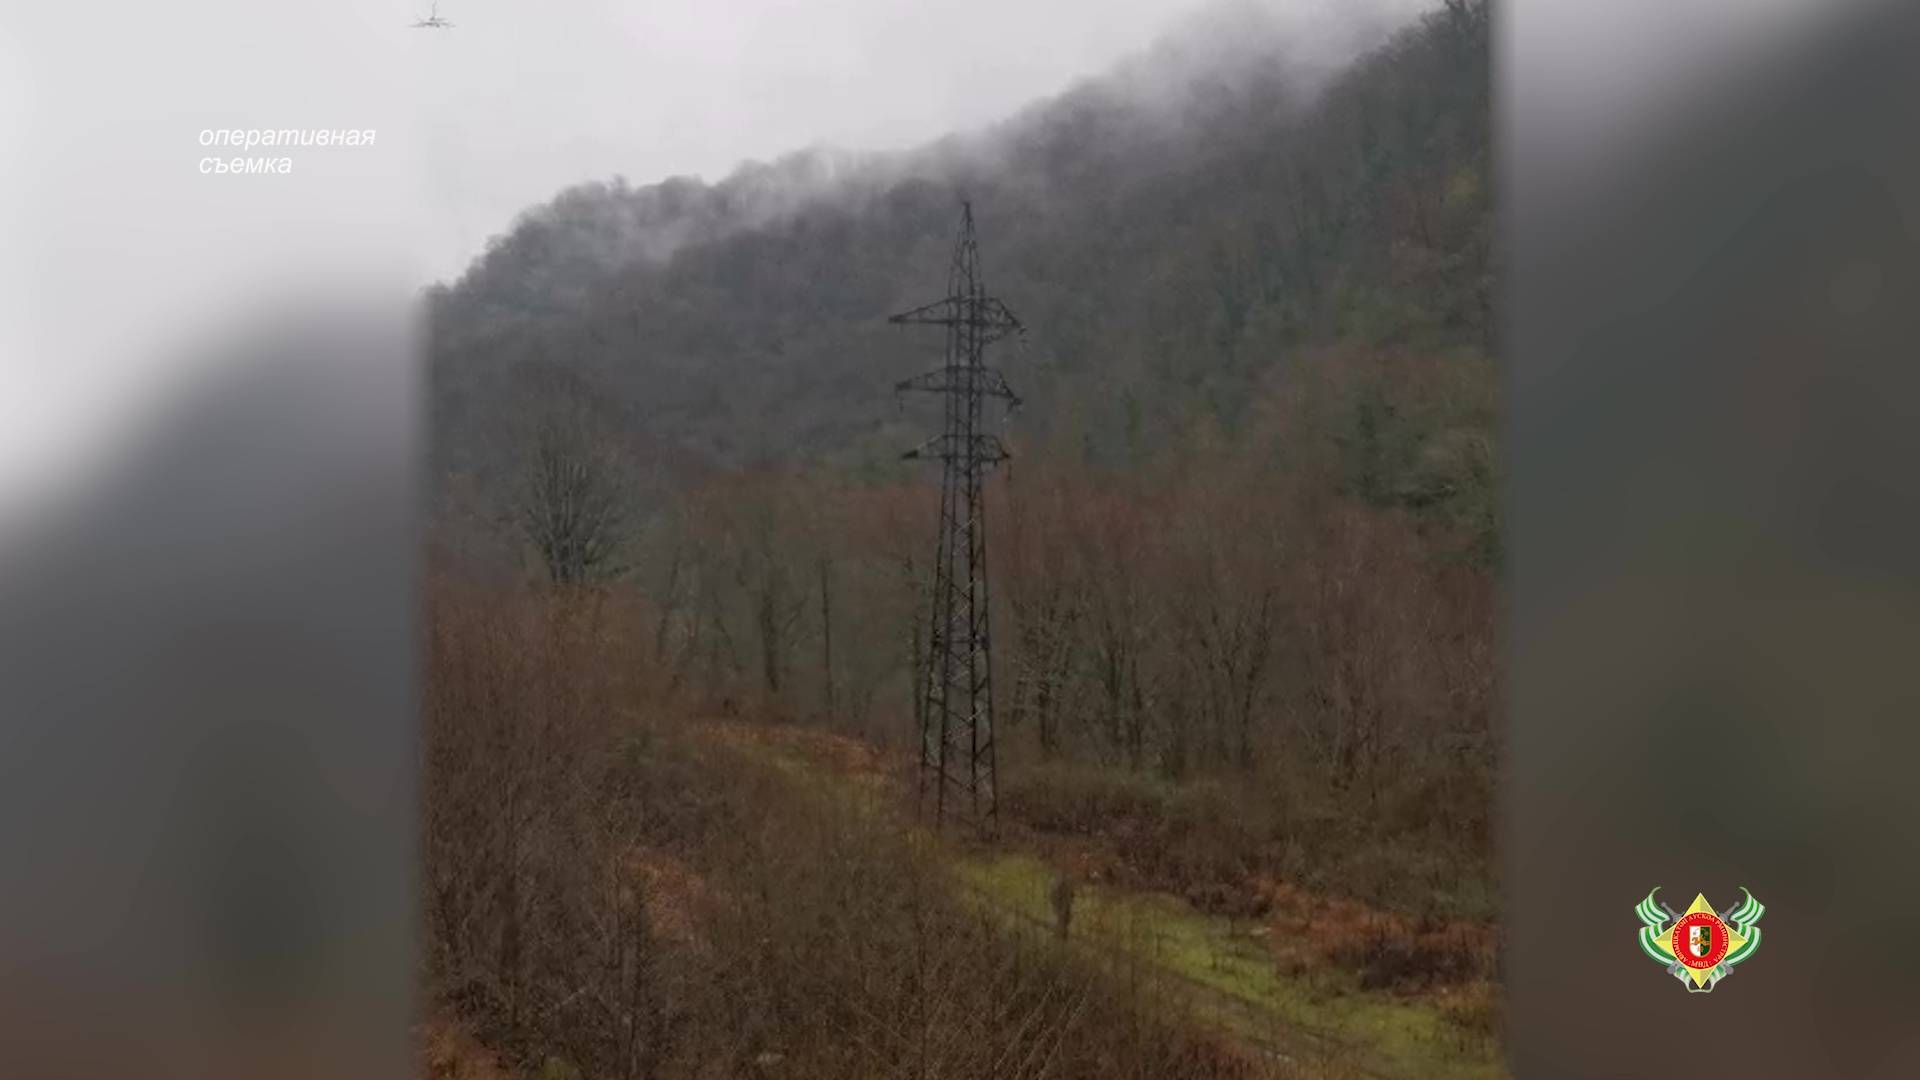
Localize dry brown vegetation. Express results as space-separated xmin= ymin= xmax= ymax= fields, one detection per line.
xmin=424 ymin=581 xmax=1289 ymax=1080
xmin=693 ymin=711 xmax=1499 ymax=1005
xmin=421 ymin=340 xmax=1500 ymax=1077
xmin=606 ymin=346 xmax=1498 ymax=921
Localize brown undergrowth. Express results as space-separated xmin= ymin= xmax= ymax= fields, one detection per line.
xmin=423 ymin=580 xmax=1279 ymax=1079
xmin=996 ymin=759 xmax=1499 ymax=979
xmin=418 ymin=1017 xmax=515 ymax=1080
xmin=1262 ymin=882 xmax=1495 ymax=994
xmin=706 ymin=715 xmax=1500 ymax=1004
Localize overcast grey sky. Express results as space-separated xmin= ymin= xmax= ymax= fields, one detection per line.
xmin=0 ymin=0 xmax=1431 ymax=516
xmin=404 ymin=0 xmax=1432 ymax=287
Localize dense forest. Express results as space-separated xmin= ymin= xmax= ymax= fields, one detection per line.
xmin=424 ymin=2 xmax=1497 ymax=1077
xmin=428 ymin=0 xmax=1490 ymax=502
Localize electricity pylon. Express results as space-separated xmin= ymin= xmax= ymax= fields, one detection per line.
xmin=890 ymin=201 xmax=1022 ymax=833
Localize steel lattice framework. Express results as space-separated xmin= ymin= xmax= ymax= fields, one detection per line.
xmin=890 ymin=202 xmax=1022 ymax=832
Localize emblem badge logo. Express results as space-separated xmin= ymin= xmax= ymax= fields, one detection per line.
xmin=1635 ymin=887 xmax=1764 ymax=992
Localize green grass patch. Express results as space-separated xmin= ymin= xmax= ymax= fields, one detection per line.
xmin=707 ymin=722 xmax=1503 ymax=1078
xmin=953 ymin=852 xmax=1504 ymax=1080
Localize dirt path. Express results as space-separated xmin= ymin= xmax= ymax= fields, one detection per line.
xmin=948 ymin=873 xmax=1377 ymax=1077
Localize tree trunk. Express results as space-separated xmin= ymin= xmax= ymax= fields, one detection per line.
xmin=819 ymin=558 xmax=835 ymax=719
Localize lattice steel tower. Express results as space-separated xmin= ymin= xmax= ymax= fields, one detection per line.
xmin=890 ymin=202 xmax=1023 ymax=832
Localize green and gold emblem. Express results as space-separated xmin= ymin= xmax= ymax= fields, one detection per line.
xmin=1635 ymin=887 xmax=1764 ymax=992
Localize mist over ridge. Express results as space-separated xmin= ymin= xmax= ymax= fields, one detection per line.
xmin=430 ymin=0 xmax=1435 ymax=318
xmin=430 ymin=0 xmax=1486 ymax=495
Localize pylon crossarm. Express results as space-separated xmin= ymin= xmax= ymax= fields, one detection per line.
xmin=887 ymin=297 xmax=960 ymax=325
xmin=895 ymin=366 xmax=1019 ymax=401
xmin=900 ymin=434 xmax=1010 ymax=463
xmin=887 ymin=295 xmax=1022 ymax=338
xmin=977 ymin=298 xmax=1024 ymax=340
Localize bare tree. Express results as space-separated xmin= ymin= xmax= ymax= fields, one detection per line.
xmin=520 ymin=402 xmax=628 ymax=586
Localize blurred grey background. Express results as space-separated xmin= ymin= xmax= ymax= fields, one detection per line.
xmin=1508 ymin=0 xmax=1920 ymax=1075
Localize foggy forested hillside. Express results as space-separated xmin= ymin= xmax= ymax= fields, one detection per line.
xmin=422 ymin=4 xmax=1500 ymax=1076
xmin=427 ymin=0 xmax=1490 ymax=542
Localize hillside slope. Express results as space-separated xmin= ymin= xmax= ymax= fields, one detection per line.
xmin=420 ymin=11 xmax=1503 ymax=1074
xmin=426 ymin=0 xmax=1490 ymax=516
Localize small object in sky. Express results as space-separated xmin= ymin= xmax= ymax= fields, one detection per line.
xmin=411 ymin=2 xmax=454 ymax=30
